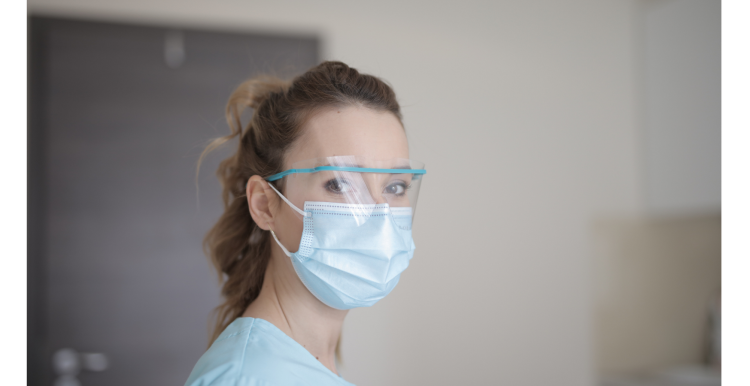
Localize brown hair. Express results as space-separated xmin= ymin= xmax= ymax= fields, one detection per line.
xmin=199 ymin=61 xmax=403 ymax=343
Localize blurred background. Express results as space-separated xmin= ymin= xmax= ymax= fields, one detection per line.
xmin=26 ymin=1 xmax=720 ymax=385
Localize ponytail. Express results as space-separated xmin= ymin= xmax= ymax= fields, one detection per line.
xmin=199 ymin=76 xmax=288 ymax=343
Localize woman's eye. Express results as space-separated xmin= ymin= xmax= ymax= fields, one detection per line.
xmin=384 ymin=182 xmax=407 ymax=195
xmin=325 ymin=178 xmax=353 ymax=194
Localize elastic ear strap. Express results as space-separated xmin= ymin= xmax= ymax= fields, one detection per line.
xmin=267 ymin=182 xmax=308 ymax=217
xmin=269 ymin=230 xmax=292 ymax=257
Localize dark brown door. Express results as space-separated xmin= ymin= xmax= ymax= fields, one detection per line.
xmin=28 ymin=16 xmax=318 ymax=386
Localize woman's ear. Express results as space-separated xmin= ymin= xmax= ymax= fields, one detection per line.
xmin=246 ymin=175 xmax=279 ymax=231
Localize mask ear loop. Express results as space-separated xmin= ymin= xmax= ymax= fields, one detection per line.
xmin=269 ymin=229 xmax=292 ymax=257
xmin=266 ymin=181 xmax=308 ymax=258
xmin=267 ymin=182 xmax=308 ymax=218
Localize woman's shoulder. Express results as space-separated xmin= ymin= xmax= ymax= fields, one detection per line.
xmin=184 ymin=317 xmax=354 ymax=386
xmin=185 ymin=318 xmax=266 ymax=386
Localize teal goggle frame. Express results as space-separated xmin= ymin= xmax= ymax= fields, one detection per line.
xmin=265 ymin=166 xmax=427 ymax=182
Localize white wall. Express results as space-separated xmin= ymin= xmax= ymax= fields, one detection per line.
xmin=588 ymin=1 xmax=722 ymax=379
xmin=28 ymin=1 xmax=645 ymax=385
xmin=641 ymin=0 xmax=721 ymax=215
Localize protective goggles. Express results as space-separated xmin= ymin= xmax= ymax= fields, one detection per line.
xmin=265 ymin=156 xmax=426 ymax=225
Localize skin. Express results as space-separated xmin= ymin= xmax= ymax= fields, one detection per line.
xmin=242 ymin=105 xmax=409 ymax=375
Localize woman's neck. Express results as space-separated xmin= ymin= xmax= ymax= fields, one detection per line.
xmin=242 ymin=254 xmax=348 ymax=375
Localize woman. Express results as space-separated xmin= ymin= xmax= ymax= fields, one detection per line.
xmin=185 ymin=61 xmax=426 ymax=385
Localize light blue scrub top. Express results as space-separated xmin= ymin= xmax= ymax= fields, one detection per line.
xmin=185 ymin=317 xmax=355 ymax=386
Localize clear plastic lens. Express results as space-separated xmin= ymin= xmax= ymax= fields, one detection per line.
xmin=276 ymin=156 xmax=424 ymax=225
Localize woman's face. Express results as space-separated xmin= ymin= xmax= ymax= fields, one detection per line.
xmin=272 ymin=105 xmax=409 ymax=252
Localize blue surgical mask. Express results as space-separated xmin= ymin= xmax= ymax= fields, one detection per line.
xmin=268 ymin=184 xmax=415 ymax=310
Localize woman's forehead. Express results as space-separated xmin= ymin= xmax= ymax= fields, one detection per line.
xmin=285 ymin=106 xmax=409 ymax=167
